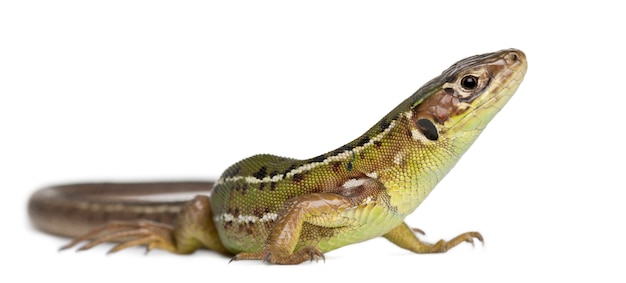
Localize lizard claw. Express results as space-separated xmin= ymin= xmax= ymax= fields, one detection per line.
xmin=311 ymin=247 xmax=325 ymax=263
xmin=463 ymin=232 xmax=484 ymax=247
xmin=437 ymin=231 xmax=484 ymax=252
xmin=411 ymin=227 xmax=426 ymax=235
xmin=228 ymin=254 xmax=240 ymax=264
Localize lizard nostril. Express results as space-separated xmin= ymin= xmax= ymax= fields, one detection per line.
xmin=505 ymin=51 xmax=520 ymax=65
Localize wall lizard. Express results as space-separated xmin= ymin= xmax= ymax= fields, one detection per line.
xmin=29 ymin=49 xmax=527 ymax=264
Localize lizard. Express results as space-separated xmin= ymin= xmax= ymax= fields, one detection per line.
xmin=28 ymin=48 xmax=527 ymax=264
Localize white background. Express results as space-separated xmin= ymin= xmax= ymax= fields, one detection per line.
xmin=2 ymin=1 xmax=624 ymax=282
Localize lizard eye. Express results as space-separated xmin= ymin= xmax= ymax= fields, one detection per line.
xmin=460 ymin=75 xmax=478 ymax=90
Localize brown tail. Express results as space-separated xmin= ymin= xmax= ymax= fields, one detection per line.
xmin=28 ymin=181 xmax=214 ymax=238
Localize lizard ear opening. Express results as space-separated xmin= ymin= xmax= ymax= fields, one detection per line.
xmin=416 ymin=119 xmax=439 ymax=141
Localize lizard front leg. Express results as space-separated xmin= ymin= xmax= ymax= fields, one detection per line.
xmin=383 ymin=222 xmax=483 ymax=253
xmin=231 ymin=192 xmax=355 ymax=265
xmin=62 ymin=195 xmax=230 ymax=255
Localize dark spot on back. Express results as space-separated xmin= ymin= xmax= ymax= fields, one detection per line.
xmin=283 ymin=164 xmax=297 ymax=176
xmin=309 ymin=155 xmax=326 ymax=163
xmin=359 ymin=152 xmax=366 ymax=159
xmin=253 ymin=166 xmax=267 ymax=179
xmin=233 ymin=183 xmax=248 ymax=194
xmin=346 ymin=161 xmax=353 ymax=171
xmin=379 ymin=119 xmax=391 ymax=131
xmin=269 ymin=170 xmax=280 ymax=178
xmin=357 ymin=136 xmax=370 ymax=147
xmin=331 ymin=161 xmax=342 ymax=172
xmin=258 ymin=182 xmax=265 ymax=190
xmin=253 ymin=208 xmax=264 ymax=218
xmin=270 ymin=182 xmax=278 ymax=191
xmin=292 ymin=173 xmax=305 ymax=183
xmin=374 ymin=141 xmax=382 ymax=147
xmin=329 ymin=145 xmax=353 ymax=157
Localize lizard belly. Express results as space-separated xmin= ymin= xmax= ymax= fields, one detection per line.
xmin=314 ymin=202 xmax=403 ymax=253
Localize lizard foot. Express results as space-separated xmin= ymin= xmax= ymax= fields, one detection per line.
xmin=60 ymin=220 xmax=177 ymax=254
xmin=429 ymin=231 xmax=484 ymax=253
xmin=384 ymin=223 xmax=483 ymax=254
xmin=230 ymin=246 xmax=325 ymax=265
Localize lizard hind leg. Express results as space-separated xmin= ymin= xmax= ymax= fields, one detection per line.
xmin=62 ymin=195 xmax=229 ymax=255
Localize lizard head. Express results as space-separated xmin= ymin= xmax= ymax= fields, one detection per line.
xmin=407 ymin=49 xmax=527 ymax=148
xmin=371 ymin=49 xmax=527 ymax=214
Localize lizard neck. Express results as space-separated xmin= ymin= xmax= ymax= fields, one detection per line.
xmin=350 ymin=109 xmax=482 ymax=216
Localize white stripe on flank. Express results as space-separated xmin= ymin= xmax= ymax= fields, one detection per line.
xmin=220 ymin=212 xmax=278 ymax=224
xmin=216 ymin=120 xmax=397 ymax=185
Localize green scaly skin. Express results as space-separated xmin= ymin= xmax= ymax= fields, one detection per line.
xmin=29 ymin=49 xmax=527 ymax=264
